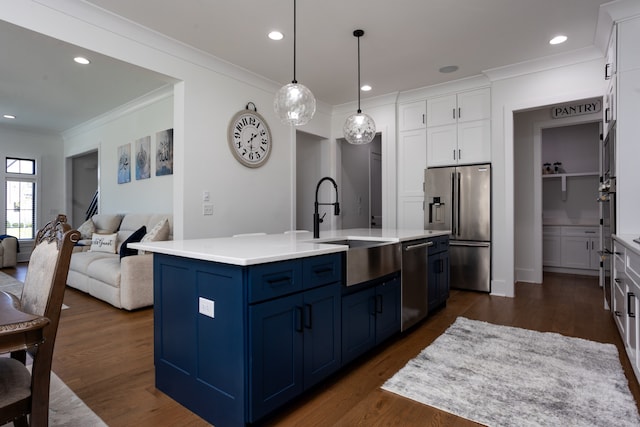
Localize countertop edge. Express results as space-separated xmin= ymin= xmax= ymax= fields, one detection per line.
xmin=129 ymin=229 xmax=450 ymax=266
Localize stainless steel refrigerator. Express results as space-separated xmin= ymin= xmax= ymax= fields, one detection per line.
xmin=424 ymin=164 xmax=491 ymax=292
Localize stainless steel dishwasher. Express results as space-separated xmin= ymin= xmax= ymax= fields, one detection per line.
xmin=401 ymin=239 xmax=432 ymax=331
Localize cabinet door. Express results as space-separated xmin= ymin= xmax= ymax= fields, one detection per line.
xmin=398 ymin=129 xmax=427 ymax=197
xmin=438 ymin=251 xmax=450 ymax=305
xmin=561 ymin=236 xmax=591 ymax=269
xmin=302 ymin=285 xmax=341 ymax=390
xmin=249 ymin=293 xmax=303 ymax=421
xmin=375 ymin=277 xmax=401 ymax=343
xmin=427 ymin=94 xmax=457 ymax=127
xmin=426 ymin=124 xmax=457 ymax=167
xmin=456 ymin=120 xmax=491 ymax=165
xmin=399 ymin=101 xmax=426 ymax=131
xmin=341 ymin=288 xmax=376 ymax=365
xmin=457 ymin=88 xmax=490 ymax=123
xmin=542 ymin=234 xmax=562 ymax=267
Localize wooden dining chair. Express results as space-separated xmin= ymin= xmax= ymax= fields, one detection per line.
xmin=0 ymin=215 xmax=80 ymax=427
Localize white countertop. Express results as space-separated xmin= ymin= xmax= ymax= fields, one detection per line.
xmin=129 ymin=228 xmax=450 ymax=266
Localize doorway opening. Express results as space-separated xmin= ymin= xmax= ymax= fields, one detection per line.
xmin=514 ymin=97 xmax=602 ymax=285
xmin=339 ymin=133 xmax=382 ymax=229
xmin=70 ymin=150 xmax=98 ymax=228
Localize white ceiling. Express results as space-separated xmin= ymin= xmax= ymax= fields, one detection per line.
xmin=0 ymin=0 xmax=610 ymax=134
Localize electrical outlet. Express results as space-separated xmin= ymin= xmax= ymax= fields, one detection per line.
xmin=199 ymin=297 xmax=215 ymax=318
xmin=203 ymin=204 xmax=214 ymax=216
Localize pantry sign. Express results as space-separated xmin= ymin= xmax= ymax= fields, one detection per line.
xmin=551 ymin=99 xmax=601 ymax=119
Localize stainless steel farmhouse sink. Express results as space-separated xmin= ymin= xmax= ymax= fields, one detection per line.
xmin=320 ymin=239 xmax=401 ymax=286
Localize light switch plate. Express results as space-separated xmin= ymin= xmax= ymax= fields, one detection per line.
xmin=199 ymin=297 xmax=215 ymax=318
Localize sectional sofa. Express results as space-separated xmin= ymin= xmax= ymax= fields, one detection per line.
xmin=67 ymin=213 xmax=172 ymax=310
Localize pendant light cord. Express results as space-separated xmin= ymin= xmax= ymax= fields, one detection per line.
xmin=354 ymin=30 xmax=364 ymax=114
xmin=292 ymin=0 xmax=297 ymax=84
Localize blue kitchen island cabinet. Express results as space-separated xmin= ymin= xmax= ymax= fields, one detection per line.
xmin=153 ymin=252 xmax=342 ymax=427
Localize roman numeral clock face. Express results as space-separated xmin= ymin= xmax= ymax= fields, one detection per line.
xmin=227 ymin=110 xmax=272 ymax=168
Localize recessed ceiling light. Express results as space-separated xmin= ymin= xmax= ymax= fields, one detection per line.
xmin=439 ymin=65 xmax=459 ymax=73
xmin=549 ymin=35 xmax=567 ymax=45
xmin=361 ymin=84 xmax=372 ymax=91
xmin=268 ymin=31 xmax=284 ymax=41
xmin=74 ymin=56 xmax=91 ymax=65
xmin=3 ymin=114 xmax=16 ymax=119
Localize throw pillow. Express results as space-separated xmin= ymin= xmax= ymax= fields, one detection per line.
xmin=119 ymin=226 xmax=147 ymax=259
xmin=89 ymin=233 xmax=118 ymax=253
xmin=141 ymin=218 xmax=170 ymax=243
xmin=77 ymin=218 xmax=96 ymax=239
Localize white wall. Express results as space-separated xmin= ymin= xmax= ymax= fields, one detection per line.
xmin=63 ymin=89 xmax=174 ymax=218
xmin=492 ymin=58 xmax=606 ymax=296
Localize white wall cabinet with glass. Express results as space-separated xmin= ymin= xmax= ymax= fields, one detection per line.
xmin=397 ymin=100 xmax=426 ymax=229
xmin=426 ymin=88 xmax=491 ymax=167
xmin=612 ymin=236 xmax=640 ymax=383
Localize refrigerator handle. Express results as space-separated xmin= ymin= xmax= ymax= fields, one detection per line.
xmin=451 ymin=172 xmax=456 ymax=235
xmin=457 ymin=171 xmax=461 ymax=236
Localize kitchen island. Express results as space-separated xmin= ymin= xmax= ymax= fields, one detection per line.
xmin=131 ymin=229 xmax=449 ymax=426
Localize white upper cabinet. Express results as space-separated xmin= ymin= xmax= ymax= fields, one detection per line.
xmin=426 ymin=88 xmax=491 ymax=167
xmin=398 ymin=100 xmax=426 ymax=132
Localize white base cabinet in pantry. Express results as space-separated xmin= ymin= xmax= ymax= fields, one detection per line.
xmin=542 ymin=226 xmax=601 ymax=274
xmin=612 ymin=235 xmax=640 ymax=383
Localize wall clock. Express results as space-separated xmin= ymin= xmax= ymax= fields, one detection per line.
xmin=227 ymin=102 xmax=272 ymax=168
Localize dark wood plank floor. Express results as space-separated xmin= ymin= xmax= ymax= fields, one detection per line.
xmin=4 ymin=265 xmax=639 ymax=426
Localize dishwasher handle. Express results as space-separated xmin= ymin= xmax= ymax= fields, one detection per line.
xmin=404 ymin=241 xmax=434 ymax=251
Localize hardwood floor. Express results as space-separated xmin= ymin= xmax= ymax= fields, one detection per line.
xmin=4 ymin=265 xmax=640 ymax=426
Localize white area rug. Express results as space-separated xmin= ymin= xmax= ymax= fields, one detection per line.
xmin=382 ymin=317 xmax=640 ymax=427
xmin=46 ymin=369 xmax=108 ymax=427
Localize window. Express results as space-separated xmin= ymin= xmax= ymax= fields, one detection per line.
xmin=5 ymin=158 xmax=36 ymax=239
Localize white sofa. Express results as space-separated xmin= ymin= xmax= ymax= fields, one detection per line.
xmin=67 ymin=213 xmax=172 ymax=310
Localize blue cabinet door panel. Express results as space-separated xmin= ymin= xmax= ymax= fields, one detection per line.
xmin=342 ymin=288 xmax=376 ymax=365
xmin=303 ymin=284 xmax=342 ymax=389
xmin=375 ymin=277 xmax=401 ymax=343
xmin=249 ymin=293 xmax=303 ymax=421
xmin=154 ymin=261 xmax=196 ymax=372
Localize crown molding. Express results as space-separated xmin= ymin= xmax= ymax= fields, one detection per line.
xmin=483 ymin=46 xmax=603 ymax=83
xmin=61 ymin=85 xmax=173 ymax=139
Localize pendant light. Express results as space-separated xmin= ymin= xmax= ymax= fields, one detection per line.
xmin=343 ymin=29 xmax=376 ymax=145
xmin=273 ymin=0 xmax=316 ymax=126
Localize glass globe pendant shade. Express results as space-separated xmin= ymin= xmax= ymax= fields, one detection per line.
xmin=343 ymin=111 xmax=376 ymax=145
xmin=274 ymin=82 xmax=316 ymax=126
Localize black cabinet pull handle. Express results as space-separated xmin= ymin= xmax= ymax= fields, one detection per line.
xmin=615 ymin=278 xmax=622 ymax=284
xmin=615 ymin=310 xmax=622 ymax=317
xmin=304 ymin=304 xmax=313 ymax=329
xmin=313 ymin=267 xmax=332 ymax=276
xmin=628 ymin=292 xmax=636 ymax=318
xmin=376 ymin=294 xmax=383 ymax=314
xmin=267 ymin=277 xmax=292 ymax=288
xmin=605 ymin=63 xmax=611 ymax=80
